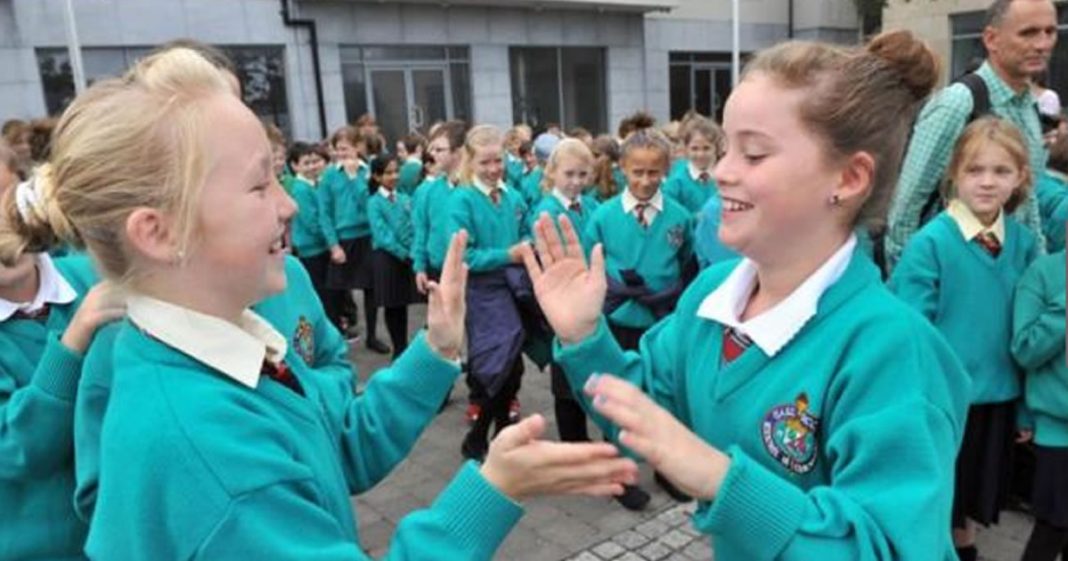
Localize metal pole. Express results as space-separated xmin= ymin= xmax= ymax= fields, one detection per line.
xmin=732 ymin=0 xmax=740 ymax=87
xmin=63 ymin=0 xmax=86 ymax=94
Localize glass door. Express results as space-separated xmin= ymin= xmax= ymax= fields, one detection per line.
xmin=410 ymin=68 xmax=449 ymax=132
xmin=369 ymin=69 xmax=409 ymax=146
xmin=692 ymin=65 xmax=733 ymax=122
xmin=367 ymin=66 xmax=452 ymax=142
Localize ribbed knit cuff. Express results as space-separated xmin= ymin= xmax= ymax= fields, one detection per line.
xmin=434 ymin=461 xmax=524 ymax=557
xmin=32 ymin=333 xmax=85 ymax=401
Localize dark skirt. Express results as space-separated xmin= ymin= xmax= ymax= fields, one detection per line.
xmin=326 ymin=236 xmax=373 ymax=290
xmin=371 ymin=249 xmax=419 ymax=308
xmin=953 ymin=400 xmax=1016 ymax=527
xmin=1032 ymin=445 xmax=1068 ymax=527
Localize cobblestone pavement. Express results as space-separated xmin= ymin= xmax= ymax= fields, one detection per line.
xmin=348 ymin=303 xmax=1033 ymax=560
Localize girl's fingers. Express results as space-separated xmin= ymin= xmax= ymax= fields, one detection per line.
xmin=588 ymin=244 xmax=606 ymax=280
xmin=558 ymin=214 xmax=582 ymax=261
xmin=441 ymin=230 xmax=468 ymax=284
xmin=590 ymin=392 xmax=646 ymax=435
xmin=562 ymin=483 xmax=625 ymax=497
xmin=533 ymin=216 xmax=555 ymax=269
xmin=519 ymin=243 xmax=542 ymax=280
xmin=541 ymin=213 xmax=567 ymax=263
xmin=618 ymin=430 xmax=661 ymax=464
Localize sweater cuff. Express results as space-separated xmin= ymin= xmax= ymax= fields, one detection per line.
xmin=692 ymin=446 xmax=807 ymax=561
xmin=553 ymin=316 xmax=618 ymax=360
xmin=32 ymin=332 xmax=85 ymax=401
xmin=393 ymin=331 xmax=461 ymax=406
xmin=435 ymin=461 xmax=524 ymax=556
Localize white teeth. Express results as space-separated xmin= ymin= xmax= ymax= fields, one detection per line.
xmin=722 ymin=198 xmax=753 ymax=212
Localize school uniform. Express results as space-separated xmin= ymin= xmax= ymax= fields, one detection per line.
xmin=1012 ymin=251 xmax=1068 ymax=530
xmin=586 ymin=189 xmax=694 ymax=343
xmin=668 ymin=157 xmax=689 ymax=180
xmin=694 ymin=194 xmax=739 ymax=269
xmin=397 ymin=156 xmax=424 ymax=196
xmin=518 ymin=166 xmax=545 ymax=210
xmin=529 ymin=189 xmax=600 ymax=256
xmin=447 ymin=178 xmax=531 ymax=458
xmin=289 ymin=175 xmax=331 ymax=302
xmin=611 ymin=165 xmax=628 ymax=197
xmin=890 ymin=200 xmax=1039 ymax=527
xmin=0 ymin=253 xmax=95 ymax=561
xmin=83 ymin=294 xmax=521 ymax=560
xmin=369 ymin=188 xmax=419 ymax=307
xmin=505 ymin=152 xmax=525 ymax=189
xmin=662 ymin=161 xmax=719 ymax=215
xmin=317 ymin=162 xmax=374 ymax=291
xmin=410 ymin=175 xmax=457 ymax=280
xmin=554 ymin=238 xmax=970 ymax=560
xmin=1036 ymin=171 xmax=1068 ymax=253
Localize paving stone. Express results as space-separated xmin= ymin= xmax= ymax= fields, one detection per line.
xmin=635 ymin=519 xmax=671 ymax=540
xmin=682 ymin=539 xmax=713 ymax=560
xmin=658 ymin=529 xmax=695 ymax=550
xmin=613 ymin=530 xmax=651 ymax=549
xmin=592 ymin=540 xmax=626 ymax=559
xmin=571 ymin=553 xmax=602 ymax=561
xmin=638 ymin=541 xmax=673 ymax=560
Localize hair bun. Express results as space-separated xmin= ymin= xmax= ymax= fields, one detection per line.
xmin=866 ymin=30 xmax=940 ymax=102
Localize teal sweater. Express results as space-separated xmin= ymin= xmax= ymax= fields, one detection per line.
xmin=529 ymin=193 xmax=600 ymax=256
xmin=290 ymin=176 xmax=329 ymax=258
xmin=368 ymin=191 xmax=414 ymax=261
xmin=317 ymin=164 xmax=371 ymax=246
xmin=1012 ymin=250 xmax=1068 ymax=447
xmin=586 ymin=195 xmax=694 ymax=328
xmin=84 ymin=323 xmax=521 ymax=559
xmin=410 ymin=176 xmax=456 ymax=273
xmin=555 ymin=251 xmax=969 ymax=561
xmin=505 ymin=153 xmax=524 ymax=188
xmin=74 ymin=256 xmax=353 ymax=523
xmin=447 ymin=185 xmax=529 ymax=272
xmin=397 ymin=159 xmax=424 ymax=196
xmin=1036 ymin=171 xmax=1068 ymax=253
xmin=519 ymin=167 xmax=545 ymax=209
xmin=662 ymin=171 xmax=718 ymax=215
xmin=890 ymin=212 xmax=1039 ymax=404
xmin=0 ymin=255 xmax=96 ymax=561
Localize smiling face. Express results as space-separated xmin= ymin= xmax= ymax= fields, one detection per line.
xmin=686 ymin=132 xmax=717 ymax=171
xmin=952 ymin=140 xmax=1025 ymax=225
xmin=621 ymin=147 xmax=668 ymax=201
xmin=714 ymin=73 xmax=847 ymax=265
xmin=472 ymin=142 xmax=504 ymax=186
xmin=548 ymin=153 xmax=591 ymax=199
xmin=179 ymin=93 xmax=296 ymax=309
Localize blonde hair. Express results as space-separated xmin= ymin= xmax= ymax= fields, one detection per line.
xmin=743 ymin=30 xmax=939 ymax=229
xmin=541 ymin=138 xmax=594 ymax=193
xmin=944 ymin=116 xmax=1033 ymax=213
xmin=0 ymin=48 xmax=232 ymax=274
xmin=456 ymin=125 xmax=503 ymax=186
xmin=681 ymin=116 xmax=726 ymax=159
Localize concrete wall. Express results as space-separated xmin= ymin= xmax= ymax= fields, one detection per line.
xmin=883 ymin=0 xmax=990 ymax=85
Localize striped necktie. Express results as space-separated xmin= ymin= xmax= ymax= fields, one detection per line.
xmin=975 ymin=231 xmax=1002 ymax=257
xmin=261 ymin=359 xmax=303 ymax=396
xmin=721 ymin=326 xmax=752 ymax=367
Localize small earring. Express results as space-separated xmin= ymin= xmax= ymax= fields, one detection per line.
xmin=829 ymin=194 xmax=841 ymax=207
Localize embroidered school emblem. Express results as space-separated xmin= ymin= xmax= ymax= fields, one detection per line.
xmin=761 ymin=393 xmax=820 ymax=475
xmin=666 ymin=225 xmax=685 ymax=249
xmin=292 ymin=316 xmax=316 ymax=365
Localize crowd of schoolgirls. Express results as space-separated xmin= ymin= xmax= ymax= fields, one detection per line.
xmin=1 ymin=22 xmax=1067 ymax=561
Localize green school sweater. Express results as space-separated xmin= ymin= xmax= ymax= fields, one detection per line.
xmin=505 ymin=153 xmax=524 ymax=188
xmin=368 ymin=191 xmax=414 ymax=261
xmin=411 ymin=176 xmax=456 ymax=274
xmin=668 ymin=157 xmax=688 ymax=180
xmin=73 ymin=256 xmax=354 ymax=523
xmin=555 ymin=251 xmax=969 ymax=561
xmin=447 ymin=185 xmax=529 ymax=272
xmin=317 ymin=163 xmax=371 ymax=246
xmin=662 ymin=171 xmax=718 ymax=215
xmin=1036 ymin=171 xmax=1068 ymax=253
xmin=397 ymin=158 xmax=424 ymax=196
xmin=0 ymin=255 xmax=96 ymax=561
xmin=1012 ymin=250 xmax=1068 ymax=446
xmin=586 ymin=195 xmax=693 ymax=328
xmin=530 ymin=193 xmax=600 ymax=256
xmin=290 ymin=176 xmax=329 ymax=258
xmin=890 ymin=212 xmax=1039 ymax=404
xmin=85 ymin=322 xmax=521 ymax=560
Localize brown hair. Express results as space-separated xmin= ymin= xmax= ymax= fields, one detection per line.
xmin=743 ymin=29 xmax=940 ymax=228
xmin=429 ymin=120 xmax=468 ymax=152
xmin=680 ymin=116 xmax=726 ymax=159
xmin=264 ymin=122 xmax=286 ymax=148
xmin=591 ymin=135 xmax=621 ymax=200
xmin=1048 ymin=120 xmax=1067 ymax=174
xmin=27 ymin=118 xmax=57 ymax=164
xmin=944 ymin=116 xmax=1033 ymax=213
xmin=617 ymin=111 xmax=656 ymax=140
xmin=0 ymin=48 xmax=232 ymax=273
xmin=0 ymin=139 xmax=18 ymax=177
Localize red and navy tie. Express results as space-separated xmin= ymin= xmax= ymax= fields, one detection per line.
xmin=569 ymin=200 xmax=582 ymax=214
xmin=721 ymin=326 xmax=752 ymax=367
xmin=975 ymin=231 xmax=1002 ymax=257
xmin=489 ymin=188 xmax=502 ymax=206
xmin=12 ymin=304 xmax=50 ymax=322
xmin=698 ymin=172 xmax=711 ymax=183
xmin=635 ymin=202 xmax=650 ymax=228
xmin=261 ymin=359 xmax=304 ymax=396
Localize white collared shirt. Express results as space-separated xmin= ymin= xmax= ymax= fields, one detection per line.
xmin=0 ymin=253 xmax=77 ymax=322
xmin=696 ymin=235 xmax=858 ymax=357
xmin=378 ymin=187 xmax=397 ymax=200
xmin=688 ymin=162 xmax=713 ymax=183
xmin=621 ymin=189 xmax=664 ymax=227
xmin=473 ymin=176 xmax=507 ymax=199
xmin=126 ymin=294 xmax=288 ymax=389
xmin=553 ymin=188 xmax=582 ymax=211
xmin=946 ymin=198 xmax=1005 ymax=243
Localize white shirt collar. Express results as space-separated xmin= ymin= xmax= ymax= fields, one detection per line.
xmin=378 ymin=187 xmax=396 ymax=200
xmin=696 ymin=235 xmax=857 ymax=357
xmin=621 ymin=189 xmax=664 ymax=213
xmin=473 ymin=176 xmax=507 ymax=198
xmin=406 ymin=156 xmax=422 ymax=165
xmin=126 ymin=294 xmax=287 ymax=389
xmin=946 ymin=198 xmax=1005 ymax=243
xmin=553 ymin=188 xmax=581 ymax=209
xmin=0 ymin=253 xmax=78 ymax=321
xmin=688 ymin=162 xmax=713 ymax=182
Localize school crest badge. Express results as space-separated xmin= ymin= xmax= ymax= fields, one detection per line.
xmin=292 ymin=316 xmax=316 ymax=365
xmin=666 ymin=225 xmax=685 ymax=249
xmin=761 ymin=393 xmax=820 ymax=475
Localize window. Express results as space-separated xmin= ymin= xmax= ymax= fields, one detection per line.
xmin=510 ymin=47 xmax=606 ymax=134
xmin=36 ymin=45 xmax=291 ymax=134
xmin=340 ymin=45 xmax=471 ymax=141
xmin=668 ymin=52 xmax=736 ymax=122
xmin=950 ymin=6 xmax=1068 ymax=101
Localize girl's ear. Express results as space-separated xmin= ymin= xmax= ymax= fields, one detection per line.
xmin=833 ymin=151 xmax=875 ymax=208
xmin=125 ymin=207 xmax=181 ymax=265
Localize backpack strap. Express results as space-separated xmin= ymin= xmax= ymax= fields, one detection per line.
xmin=956 ymin=72 xmax=991 ymax=123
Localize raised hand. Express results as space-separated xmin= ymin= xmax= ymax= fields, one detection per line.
xmin=585 ymin=374 xmax=731 ymax=501
xmin=62 ymin=281 xmax=127 ymax=353
xmin=425 ymin=230 xmax=468 ymax=360
xmin=479 ymin=414 xmax=639 ymax=501
xmin=520 ymin=213 xmax=606 ymax=344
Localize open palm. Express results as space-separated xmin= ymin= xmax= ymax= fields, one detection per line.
xmin=521 ymin=214 xmax=606 ymax=344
